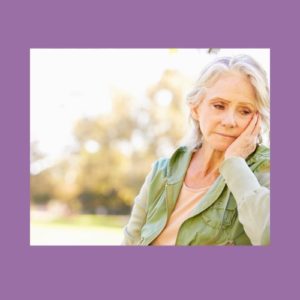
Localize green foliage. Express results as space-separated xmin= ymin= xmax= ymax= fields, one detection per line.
xmin=30 ymin=69 xmax=192 ymax=214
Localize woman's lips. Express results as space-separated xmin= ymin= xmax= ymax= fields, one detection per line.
xmin=216 ymin=133 xmax=236 ymax=138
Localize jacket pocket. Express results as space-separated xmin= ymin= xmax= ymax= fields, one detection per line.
xmin=201 ymin=196 xmax=237 ymax=230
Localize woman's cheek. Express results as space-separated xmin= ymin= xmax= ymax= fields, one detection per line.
xmin=240 ymin=117 xmax=253 ymax=131
xmin=200 ymin=116 xmax=211 ymax=133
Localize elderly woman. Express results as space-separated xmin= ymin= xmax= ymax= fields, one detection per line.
xmin=122 ymin=55 xmax=270 ymax=246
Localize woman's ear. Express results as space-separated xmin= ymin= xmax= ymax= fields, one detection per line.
xmin=189 ymin=92 xmax=205 ymax=121
xmin=189 ymin=103 xmax=200 ymax=121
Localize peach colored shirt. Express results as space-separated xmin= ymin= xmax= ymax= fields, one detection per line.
xmin=151 ymin=182 xmax=211 ymax=246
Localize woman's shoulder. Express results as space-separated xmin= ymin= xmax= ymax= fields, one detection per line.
xmin=150 ymin=146 xmax=191 ymax=177
xmin=246 ymin=144 xmax=270 ymax=176
xmin=153 ymin=146 xmax=188 ymax=166
xmin=246 ymin=144 xmax=270 ymax=164
xmin=149 ymin=146 xmax=194 ymax=182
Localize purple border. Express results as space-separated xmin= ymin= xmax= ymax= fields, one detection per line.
xmin=1 ymin=1 xmax=298 ymax=299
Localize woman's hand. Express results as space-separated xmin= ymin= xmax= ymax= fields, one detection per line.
xmin=224 ymin=113 xmax=261 ymax=160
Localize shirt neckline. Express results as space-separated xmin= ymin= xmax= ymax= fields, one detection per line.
xmin=183 ymin=181 xmax=211 ymax=193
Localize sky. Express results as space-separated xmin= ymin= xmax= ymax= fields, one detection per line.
xmin=30 ymin=48 xmax=270 ymax=167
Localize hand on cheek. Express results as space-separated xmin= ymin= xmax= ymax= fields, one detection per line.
xmin=224 ymin=113 xmax=261 ymax=160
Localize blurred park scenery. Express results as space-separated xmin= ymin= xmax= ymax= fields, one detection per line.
xmin=30 ymin=48 xmax=270 ymax=245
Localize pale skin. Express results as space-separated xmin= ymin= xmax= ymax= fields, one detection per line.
xmin=185 ymin=70 xmax=262 ymax=189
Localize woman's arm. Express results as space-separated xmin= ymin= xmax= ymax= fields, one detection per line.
xmin=121 ymin=167 xmax=154 ymax=245
xmin=219 ymin=156 xmax=270 ymax=246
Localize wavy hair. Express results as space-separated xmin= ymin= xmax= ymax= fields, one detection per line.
xmin=181 ymin=55 xmax=270 ymax=150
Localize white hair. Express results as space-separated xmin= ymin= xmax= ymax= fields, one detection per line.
xmin=181 ymin=55 xmax=270 ymax=150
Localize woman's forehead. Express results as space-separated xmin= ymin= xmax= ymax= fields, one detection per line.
xmin=204 ymin=71 xmax=257 ymax=105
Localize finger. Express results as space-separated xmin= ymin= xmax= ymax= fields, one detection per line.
xmin=240 ymin=113 xmax=258 ymax=136
xmin=251 ymin=113 xmax=261 ymax=136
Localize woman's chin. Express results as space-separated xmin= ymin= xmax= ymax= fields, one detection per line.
xmin=207 ymin=140 xmax=233 ymax=152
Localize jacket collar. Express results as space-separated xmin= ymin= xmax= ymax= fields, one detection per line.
xmin=166 ymin=146 xmax=193 ymax=184
xmin=166 ymin=144 xmax=270 ymax=184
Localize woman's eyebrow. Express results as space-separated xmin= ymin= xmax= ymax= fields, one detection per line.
xmin=209 ymin=97 xmax=256 ymax=107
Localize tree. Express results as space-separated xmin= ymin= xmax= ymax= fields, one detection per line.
xmin=31 ymin=68 xmax=192 ymax=214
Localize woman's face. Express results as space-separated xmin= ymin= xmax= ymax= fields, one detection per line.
xmin=192 ymin=70 xmax=258 ymax=152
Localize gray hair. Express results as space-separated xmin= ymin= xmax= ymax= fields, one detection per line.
xmin=182 ymin=55 xmax=270 ymax=150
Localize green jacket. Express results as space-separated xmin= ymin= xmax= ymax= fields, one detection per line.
xmin=122 ymin=144 xmax=270 ymax=246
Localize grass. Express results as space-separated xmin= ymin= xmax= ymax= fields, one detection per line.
xmin=30 ymin=214 xmax=130 ymax=246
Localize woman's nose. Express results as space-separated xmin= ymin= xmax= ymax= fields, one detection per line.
xmin=221 ymin=111 xmax=237 ymax=127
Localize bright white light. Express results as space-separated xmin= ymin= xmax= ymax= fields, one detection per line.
xmin=114 ymin=140 xmax=133 ymax=156
xmin=131 ymin=130 xmax=146 ymax=151
xmin=84 ymin=140 xmax=100 ymax=153
xmin=155 ymin=89 xmax=173 ymax=107
xmin=30 ymin=157 xmax=57 ymax=175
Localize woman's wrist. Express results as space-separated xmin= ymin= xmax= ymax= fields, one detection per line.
xmin=224 ymin=153 xmax=245 ymax=160
xmin=219 ymin=157 xmax=261 ymax=202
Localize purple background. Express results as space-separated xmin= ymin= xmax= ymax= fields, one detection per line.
xmin=1 ymin=0 xmax=298 ymax=299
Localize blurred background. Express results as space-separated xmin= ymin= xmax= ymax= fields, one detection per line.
xmin=30 ymin=48 xmax=270 ymax=245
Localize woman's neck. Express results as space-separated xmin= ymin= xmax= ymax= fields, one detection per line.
xmin=193 ymin=143 xmax=225 ymax=177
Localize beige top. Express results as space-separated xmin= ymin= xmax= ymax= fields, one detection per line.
xmin=151 ymin=182 xmax=211 ymax=246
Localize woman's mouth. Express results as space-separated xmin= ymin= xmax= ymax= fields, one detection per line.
xmin=216 ymin=133 xmax=236 ymax=138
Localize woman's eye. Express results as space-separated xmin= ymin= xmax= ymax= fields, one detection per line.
xmin=213 ymin=104 xmax=225 ymax=110
xmin=240 ymin=110 xmax=252 ymax=115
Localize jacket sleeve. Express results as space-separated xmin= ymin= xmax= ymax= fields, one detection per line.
xmin=219 ymin=156 xmax=270 ymax=246
xmin=121 ymin=163 xmax=156 ymax=245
